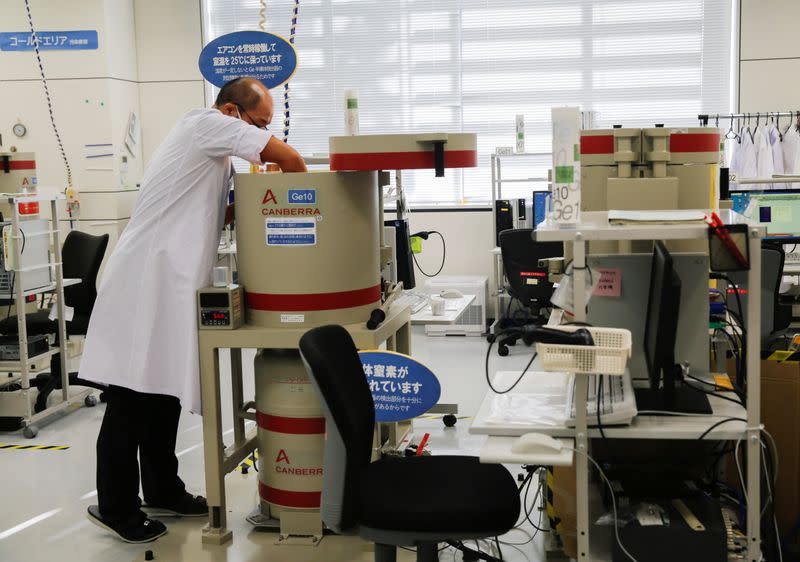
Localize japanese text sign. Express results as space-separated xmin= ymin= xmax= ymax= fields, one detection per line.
xmin=0 ymin=31 xmax=98 ymax=51
xmin=199 ymin=31 xmax=297 ymax=89
xmin=358 ymin=351 xmax=441 ymax=423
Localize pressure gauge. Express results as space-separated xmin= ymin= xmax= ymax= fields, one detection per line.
xmin=12 ymin=123 xmax=27 ymax=138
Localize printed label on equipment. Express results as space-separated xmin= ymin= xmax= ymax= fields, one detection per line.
xmin=593 ymin=268 xmax=621 ymax=297
xmin=266 ymin=218 xmax=317 ymax=246
xmin=287 ymin=189 xmax=317 ymax=205
xmin=280 ymin=314 xmax=305 ymax=323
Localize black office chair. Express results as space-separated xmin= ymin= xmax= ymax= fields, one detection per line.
xmin=0 ymin=230 xmax=109 ymax=412
xmin=729 ymin=242 xmax=790 ymax=347
xmin=491 ymin=229 xmax=562 ymax=355
xmin=299 ymin=325 xmax=520 ymax=562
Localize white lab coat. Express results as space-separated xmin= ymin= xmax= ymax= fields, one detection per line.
xmin=782 ymin=127 xmax=800 ymax=175
xmin=754 ymin=126 xmax=774 ymax=191
xmin=767 ymin=124 xmax=785 ymax=190
xmin=80 ymin=109 xmax=271 ymax=413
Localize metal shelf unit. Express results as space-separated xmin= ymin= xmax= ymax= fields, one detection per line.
xmin=489 ymin=152 xmax=551 ymax=332
xmin=0 ymin=194 xmax=92 ymax=437
xmin=533 ymin=210 xmax=764 ymax=562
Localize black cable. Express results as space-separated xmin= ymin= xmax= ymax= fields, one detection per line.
xmin=23 ymin=0 xmax=72 ymax=188
xmin=522 ymin=472 xmax=547 ymax=533
xmin=684 ymin=380 xmax=744 ymax=407
xmin=484 ymin=338 xmax=537 ymax=394
xmin=412 ymin=231 xmax=446 ymax=277
xmin=596 ymin=375 xmax=607 ymax=439
xmin=697 ymin=417 xmax=747 ymax=440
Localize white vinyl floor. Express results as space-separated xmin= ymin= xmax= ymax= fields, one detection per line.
xmin=0 ymin=328 xmax=548 ymax=562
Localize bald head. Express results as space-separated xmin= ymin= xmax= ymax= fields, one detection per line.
xmin=214 ymin=77 xmax=273 ymax=129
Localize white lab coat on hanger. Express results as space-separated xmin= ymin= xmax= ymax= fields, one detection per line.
xmin=737 ymin=128 xmax=758 ymax=183
xmin=80 ymin=109 xmax=271 ymax=413
xmin=782 ymin=126 xmax=800 ymax=175
xmin=767 ymin=123 xmax=785 ymax=190
xmin=754 ymin=125 xmax=774 ymax=191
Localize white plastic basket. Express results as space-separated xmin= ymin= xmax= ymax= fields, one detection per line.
xmin=537 ymin=326 xmax=632 ymax=375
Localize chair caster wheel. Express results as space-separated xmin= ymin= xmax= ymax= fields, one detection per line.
xmin=442 ymin=414 xmax=457 ymax=427
xmin=85 ymin=395 xmax=98 ymax=407
xmin=23 ymin=425 xmax=39 ymax=439
xmin=486 ymin=334 xmax=496 ymax=344
xmin=498 ymin=345 xmax=509 ymax=357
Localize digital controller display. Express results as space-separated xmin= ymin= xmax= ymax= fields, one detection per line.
xmin=201 ymin=310 xmax=230 ymax=326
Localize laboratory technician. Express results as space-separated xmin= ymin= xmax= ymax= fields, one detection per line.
xmin=81 ymin=77 xmax=307 ymax=543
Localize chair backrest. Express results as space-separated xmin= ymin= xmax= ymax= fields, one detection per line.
xmin=762 ymin=243 xmax=785 ymax=334
xmin=728 ymin=242 xmax=784 ymax=339
xmin=499 ymin=229 xmax=563 ymax=308
xmin=61 ymin=231 xmax=109 ymax=316
xmin=299 ymin=325 xmax=375 ymax=533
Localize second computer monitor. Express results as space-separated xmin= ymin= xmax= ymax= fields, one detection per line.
xmin=636 ymin=241 xmax=712 ymax=414
xmin=730 ymin=189 xmax=800 ymax=242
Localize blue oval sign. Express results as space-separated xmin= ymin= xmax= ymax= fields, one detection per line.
xmin=198 ymin=31 xmax=297 ymax=89
xmin=359 ymin=351 xmax=441 ymax=422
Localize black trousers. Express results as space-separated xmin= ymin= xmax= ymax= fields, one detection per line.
xmin=96 ymin=385 xmax=186 ymax=523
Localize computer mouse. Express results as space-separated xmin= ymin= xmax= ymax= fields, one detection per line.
xmin=510 ymin=432 xmax=563 ymax=455
xmin=439 ymin=289 xmax=463 ymax=299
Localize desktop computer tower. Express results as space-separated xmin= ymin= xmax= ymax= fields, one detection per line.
xmin=495 ymin=199 xmax=514 ymax=246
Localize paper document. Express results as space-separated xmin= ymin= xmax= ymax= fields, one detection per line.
xmin=608 ymin=210 xmax=706 ymax=225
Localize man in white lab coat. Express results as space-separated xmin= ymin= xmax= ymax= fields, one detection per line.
xmin=81 ymin=77 xmax=306 ymax=543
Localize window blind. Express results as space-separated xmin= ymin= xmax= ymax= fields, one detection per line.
xmin=203 ymin=0 xmax=733 ymax=206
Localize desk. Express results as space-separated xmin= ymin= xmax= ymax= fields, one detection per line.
xmin=408 ymin=294 xmax=475 ymax=325
xmin=471 ymin=368 xmax=748 ymax=441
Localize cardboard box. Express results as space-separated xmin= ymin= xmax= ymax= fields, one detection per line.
xmin=759 ymin=359 xmax=800 ymax=536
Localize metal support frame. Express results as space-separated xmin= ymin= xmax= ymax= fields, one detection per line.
xmin=745 ymin=226 xmax=762 ymax=562
xmin=199 ymin=311 xmax=413 ymax=545
xmin=572 ymin=235 xmax=590 ymax=561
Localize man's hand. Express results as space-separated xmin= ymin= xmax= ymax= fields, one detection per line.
xmin=260 ymin=136 xmax=307 ymax=172
xmin=224 ymin=204 xmax=235 ymax=226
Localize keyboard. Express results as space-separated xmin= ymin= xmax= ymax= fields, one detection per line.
xmin=393 ymin=292 xmax=429 ymax=314
xmin=565 ymin=372 xmax=638 ymax=426
xmin=787 ymin=251 xmax=800 ymax=263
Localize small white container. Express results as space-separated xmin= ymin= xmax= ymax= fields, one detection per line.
xmin=429 ymin=297 xmax=445 ymax=316
xmin=213 ymin=266 xmax=231 ymax=288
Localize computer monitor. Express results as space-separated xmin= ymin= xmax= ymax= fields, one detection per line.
xmin=532 ymin=191 xmax=550 ymax=227
xmin=384 ymin=219 xmax=416 ymax=290
xmin=634 ymin=241 xmax=712 ymax=414
xmin=729 ymin=189 xmax=800 ymax=242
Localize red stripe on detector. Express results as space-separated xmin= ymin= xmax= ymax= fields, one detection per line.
xmin=257 ymin=412 xmax=325 ymax=434
xmin=580 ymin=135 xmax=614 ymax=155
xmin=330 ymin=150 xmax=477 ymax=171
xmin=5 ymin=160 xmax=36 ymax=171
xmin=246 ymin=285 xmax=381 ymax=312
xmin=259 ymin=482 xmax=321 ymax=508
xmin=669 ymin=133 xmax=720 ymax=153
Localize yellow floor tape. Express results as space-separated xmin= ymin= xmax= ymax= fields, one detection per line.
xmin=0 ymin=443 xmax=69 ymax=451
xmin=239 ymin=451 xmax=259 ymax=472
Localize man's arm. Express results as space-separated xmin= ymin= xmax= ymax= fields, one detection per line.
xmin=260 ymin=136 xmax=307 ymax=172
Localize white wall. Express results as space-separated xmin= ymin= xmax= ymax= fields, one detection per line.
xmin=0 ymin=0 xmax=143 ymax=193
xmin=133 ymin=0 xmax=206 ymax=164
xmin=739 ymin=0 xmax=800 ymax=111
xmin=387 ymin=208 xmax=496 ymax=292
